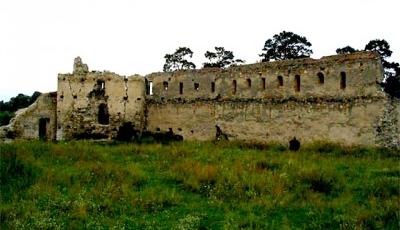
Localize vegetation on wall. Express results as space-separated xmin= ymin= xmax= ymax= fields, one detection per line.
xmin=0 ymin=141 xmax=398 ymax=229
xmin=0 ymin=91 xmax=41 ymax=126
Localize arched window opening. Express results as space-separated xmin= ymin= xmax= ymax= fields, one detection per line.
xmin=340 ymin=72 xmax=346 ymax=89
xmin=295 ymin=75 xmax=301 ymax=92
xmin=232 ymin=80 xmax=237 ymax=94
xmin=98 ymin=103 xmax=109 ymax=125
xmin=317 ymin=72 xmax=324 ymax=84
xmin=163 ymin=81 xmax=168 ymax=91
xmin=194 ymin=83 xmax=199 ymax=91
xmin=246 ymin=79 xmax=252 ymax=88
xmin=277 ymin=76 xmax=283 ymax=87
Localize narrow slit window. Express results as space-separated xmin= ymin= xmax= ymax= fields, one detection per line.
xmin=317 ymin=72 xmax=324 ymax=84
xmin=295 ymin=75 xmax=301 ymax=92
xmin=261 ymin=77 xmax=266 ymax=90
xmin=211 ymin=82 xmax=215 ymax=93
xmin=246 ymin=79 xmax=252 ymax=88
xmin=232 ymin=80 xmax=237 ymax=94
xmin=194 ymin=83 xmax=199 ymax=91
xmin=163 ymin=81 xmax=168 ymax=91
xmin=277 ymin=76 xmax=283 ymax=87
xmin=340 ymin=72 xmax=346 ymax=89
xmin=179 ymin=82 xmax=183 ymax=94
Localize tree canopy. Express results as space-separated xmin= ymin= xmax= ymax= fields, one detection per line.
xmin=0 ymin=91 xmax=41 ymax=126
xmin=203 ymin=47 xmax=244 ymax=68
xmin=336 ymin=46 xmax=358 ymax=54
xmin=259 ymin=31 xmax=313 ymax=62
xmin=163 ymin=47 xmax=196 ymax=72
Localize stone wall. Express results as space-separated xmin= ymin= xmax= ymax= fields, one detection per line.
xmin=0 ymin=93 xmax=57 ymax=141
xmin=145 ymin=52 xmax=397 ymax=148
xmin=146 ymin=52 xmax=383 ymax=102
xmin=1 ymin=52 xmax=398 ymax=149
xmin=56 ymin=57 xmax=145 ymax=140
xmin=146 ymin=98 xmax=388 ymax=147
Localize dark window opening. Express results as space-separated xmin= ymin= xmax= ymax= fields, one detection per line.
xmin=60 ymin=95 xmax=64 ymax=100
xmin=145 ymin=79 xmax=150 ymax=95
xmin=123 ymin=96 xmax=128 ymax=101
xmin=232 ymin=80 xmax=237 ymax=94
xmin=97 ymin=80 xmax=105 ymax=90
xmin=98 ymin=103 xmax=109 ymax=125
xmin=179 ymin=82 xmax=183 ymax=94
xmin=211 ymin=82 xmax=215 ymax=93
xmin=246 ymin=79 xmax=251 ymax=88
xmin=177 ymin=128 xmax=182 ymax=131
xmin=39 ymin=118 xmax=49 ymax=140
xmin=137 ymin=98 xmax=141 ymax=101
xmin=340 ymin=72 xmax=346 ymax=89
xmin=277 ymin=76 xmax=283 ymax=87
xmin=289 ymin=137 xmax=300 ymax=151
xmin=116 ymin=122 xmax=138 ymax=142
xmin=295 ymin=75 xmax=301 ymax=92
xmin=156 ymin=127 xmax=161 ymax=132
xmin=73 ymin=95 xmax=77 ymax=99
xmin=163 ymin=81 xmax=168 ymax=91
xmin=80 ymin=78 xmax=85 ymax=83
xmin=261 ymin=78 xmax=266 ymax=90
xmin=194 ymin=83 xmax=199 ymax=91
xmin=317 ymin=72 xmax=324 ymax=84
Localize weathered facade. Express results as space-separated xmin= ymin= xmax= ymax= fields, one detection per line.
xmin=1 ymin=52 xmax=399 ymax=148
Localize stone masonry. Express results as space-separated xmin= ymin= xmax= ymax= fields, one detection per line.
xmin=1 ymin=52 xmax=399 ymax=149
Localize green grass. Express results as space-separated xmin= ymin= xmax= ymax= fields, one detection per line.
xmin=0 ymin=141 xmax=399 ymax=229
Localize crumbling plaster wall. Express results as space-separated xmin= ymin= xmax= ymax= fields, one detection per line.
xmin=145 ymin=52 xmax=395 ymax=147
xmin=146 ymin=99 xmax=388 ymax=147
xmin=56 ymin=58 xmax=145 ymax=140
xmin=0 ymin=93 xmax=57 ymax=140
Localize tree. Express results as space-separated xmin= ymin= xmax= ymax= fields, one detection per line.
xmin=365 ymin=39 xmax=392 ymax=60
xmin=259 ymin=31 xmax=313 ymax=62
xmin=163 ymin=47 xmax=196 ymax=72
xmin=0 ymin=91 xmax=42 ymax=126
xmin=203 ymin=47 xmax=244 ymax=68
xmin=364 ymin=39 xmax=399 ymax=97
xmin=336 ymin=46 xmax=358 ymax=54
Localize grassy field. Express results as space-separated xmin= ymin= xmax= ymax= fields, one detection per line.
xmin=0 ymin=141 xmax=399 ymax=229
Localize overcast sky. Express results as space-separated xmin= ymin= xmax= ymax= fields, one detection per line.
xmin=0 ymin=0 xmax=399 ymax=101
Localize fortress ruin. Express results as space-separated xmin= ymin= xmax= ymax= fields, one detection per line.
xmin=1 ymin=52 xmax=399 ymax=148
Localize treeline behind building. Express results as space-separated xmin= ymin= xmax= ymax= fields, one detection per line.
xmin=0 ymin=92 xmax=41 ymax=126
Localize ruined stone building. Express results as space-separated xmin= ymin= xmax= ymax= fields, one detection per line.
xmin=1 ymin=52 xmax=399 ymax=148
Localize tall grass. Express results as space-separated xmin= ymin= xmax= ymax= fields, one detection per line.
xmin=0 ymin=140 xmax=399 ymax=229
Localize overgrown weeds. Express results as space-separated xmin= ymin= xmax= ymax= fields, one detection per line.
xmin=0 ymin=140 xmax=398 ymax=229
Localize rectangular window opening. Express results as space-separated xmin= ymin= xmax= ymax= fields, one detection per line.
xmin=295 ymin=75 xmax=301 ymax=92
xmin=340 ymin=72 xmax=346 ymax=89
xmin=179 ymin=82 xmax=183 ymax=94
xmin=232 ymin=80 xmax=237 ymax=94
xmin=194 ymin=83 xmax=199 ymax=91
xmin=211 ymin=82 xmax=215 ymax=93
xmin=163 ymin=81 xmax=168 ymax=91
xmin=261 ymin=77 xmax=266 ymax=90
